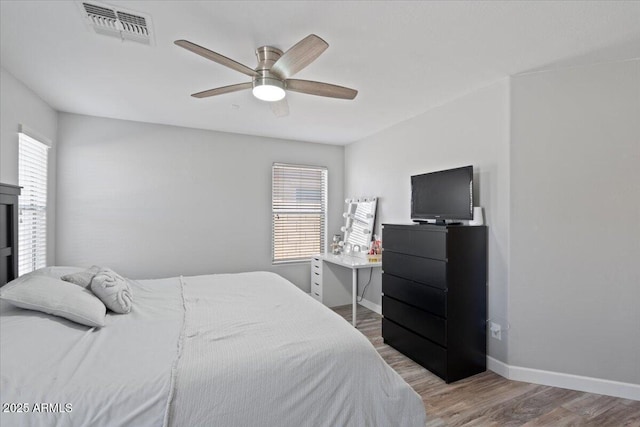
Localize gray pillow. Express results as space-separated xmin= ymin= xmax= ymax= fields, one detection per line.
xmin=61 ymin=265 xmax=102 ymax=288
xmin=0 ymin=275 xmax=107 ymax=327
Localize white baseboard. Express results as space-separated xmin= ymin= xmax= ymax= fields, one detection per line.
xmin=487 ymin=356 xmax=510 ymax=378
xmin=357 ymin=298 xmax=381 ymax=314
xmin=487 ymin=356 xmax=640 ymax=401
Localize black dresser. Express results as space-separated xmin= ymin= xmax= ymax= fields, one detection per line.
xmin=381 ymin=223 xmax=487 ymax=383
xmin=1 ymin=183 xmax=21 ymax=286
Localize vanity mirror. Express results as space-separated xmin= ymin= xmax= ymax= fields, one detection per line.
xmin=341 ymin=197 xmax=378 ymax=255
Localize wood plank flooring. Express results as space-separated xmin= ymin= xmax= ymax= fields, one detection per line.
xmin=333 ymin=304 xmax=640 ymax=427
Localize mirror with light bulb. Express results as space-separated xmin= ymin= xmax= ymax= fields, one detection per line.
xmin=339 ymin=197 xmax=378 ymax=256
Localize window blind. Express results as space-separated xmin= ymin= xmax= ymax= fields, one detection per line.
xmin=18 ymin=132 xmax=49 ymax=276
xmin=272 ymin=163 xmax=327 ymax=263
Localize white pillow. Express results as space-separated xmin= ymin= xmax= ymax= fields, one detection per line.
xmin=3 ymin=266 xmax=85 ymax=291
xmin=0 ymin=275 xmax=106 ymax=327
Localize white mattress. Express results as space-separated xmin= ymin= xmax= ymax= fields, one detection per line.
xmin=1 ymin=271 xmax=426 ymax=426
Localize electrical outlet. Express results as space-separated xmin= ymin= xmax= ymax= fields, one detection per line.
xmin=490 ymin=322 xmax=502 ymax=341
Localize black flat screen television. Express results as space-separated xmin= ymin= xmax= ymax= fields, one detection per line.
xmin=411 ymin=165 xmax=473 ymax=224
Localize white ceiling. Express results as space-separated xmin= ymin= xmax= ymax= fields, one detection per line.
xmin=1 ymin=1 xmax=639 ymax=145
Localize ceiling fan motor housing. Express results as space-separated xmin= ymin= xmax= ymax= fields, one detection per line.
xmin=253 ymin=46 xmax=285 ymax=88
xmin=255 ymin=46 xmax=284 ymax=72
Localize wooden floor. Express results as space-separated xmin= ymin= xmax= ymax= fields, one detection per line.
xmin=333 ymin=304 xmax=640 ymax=427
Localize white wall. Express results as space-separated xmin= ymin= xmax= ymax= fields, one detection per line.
xmin=510 ymin=59 xmax=640 ymax=384
xmin=56 ymin=113 xmax=344 ymax=290
xmin=345 ymin=80 xmax=511 ymax=362
xmin=0 ymin=67 xmax=58 ymax=266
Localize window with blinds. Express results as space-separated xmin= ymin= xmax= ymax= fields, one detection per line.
xmin=272 ymin=163 xmax=327 ymax=263
xmin=18 ymin=132 xmax=49 ymax=276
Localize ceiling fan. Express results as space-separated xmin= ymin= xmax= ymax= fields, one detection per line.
xmin=174 ymin=34 xmax=357 ymax=116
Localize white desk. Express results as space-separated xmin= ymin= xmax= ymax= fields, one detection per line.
xmin=311 ymin=254 xmax=382 ymax=327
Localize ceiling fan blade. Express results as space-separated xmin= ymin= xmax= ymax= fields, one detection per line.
xmin=286 ymin=79 xmax=358 ymax=100
xmin=270 ymin=34 xmax=329 ymax=79
xmin=270 ymin=99 xmax=290 ymax=117
xmin=191 ymin=82 xmax=252 ymax=98
xmin=175 ymin=40 xmax=259 ymax=78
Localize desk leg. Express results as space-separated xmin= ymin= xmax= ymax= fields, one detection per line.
xmin=352 ymin=268 xmax=358 ymax=327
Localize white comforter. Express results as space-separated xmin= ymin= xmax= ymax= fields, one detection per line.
xmin=0 ymin=276 xmax=184 ymax=427
xmin=1 ymin=271 xmax=426 ymax=427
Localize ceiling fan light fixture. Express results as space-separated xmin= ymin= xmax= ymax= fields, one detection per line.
xmin=252 ymin=77 xmax=286 ymax=102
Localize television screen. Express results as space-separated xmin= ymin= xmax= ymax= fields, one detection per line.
xmin=411 ymin=165 xmax=473 ymax=223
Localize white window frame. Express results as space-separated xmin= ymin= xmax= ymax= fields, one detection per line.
xmin=18 ymin=131 xmax=49 ymax=276
xmin=272 ymin=163 xmax=328 ymax=264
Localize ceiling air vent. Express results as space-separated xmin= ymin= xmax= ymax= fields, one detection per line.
xmin=79 ymin=1 xmax=153 ymax=45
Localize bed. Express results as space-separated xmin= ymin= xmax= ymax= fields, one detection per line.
xmin=0 ymin=267 xmax=426 ymax=426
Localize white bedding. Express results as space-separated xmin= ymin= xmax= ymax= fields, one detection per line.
xmin=1 ymin=276 xmax=184 ymax=427
xmin=1 ymin=271 xmax=426 ymax=427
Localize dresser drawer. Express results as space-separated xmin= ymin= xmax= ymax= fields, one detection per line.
xmin=383 ymin=251 xmax=447 ymax=289
xmin=383 ymin=226 xmax=447 ymax=260
xmin=311 ymin=268 xmax=322 ymax=283
xmin=311 ymin=256 xmax=322 ymax=272
xmin=383 ymin=296 xmax=446 ymax=346
xmin=382 ymin=273 xmax=446 ymax=317
xmin=310 ymin=281 xmax=322 ymax=301
xmin=383 ymin=318 xmax=447 ymax=380
xmin=311 ymin=257 xmax=322 ymax=282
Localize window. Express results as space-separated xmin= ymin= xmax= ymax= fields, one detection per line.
xmin=18 ymin=132 xmax=49 ymax=275
xmin=272 ymin=163 xmax=327 ymax=263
